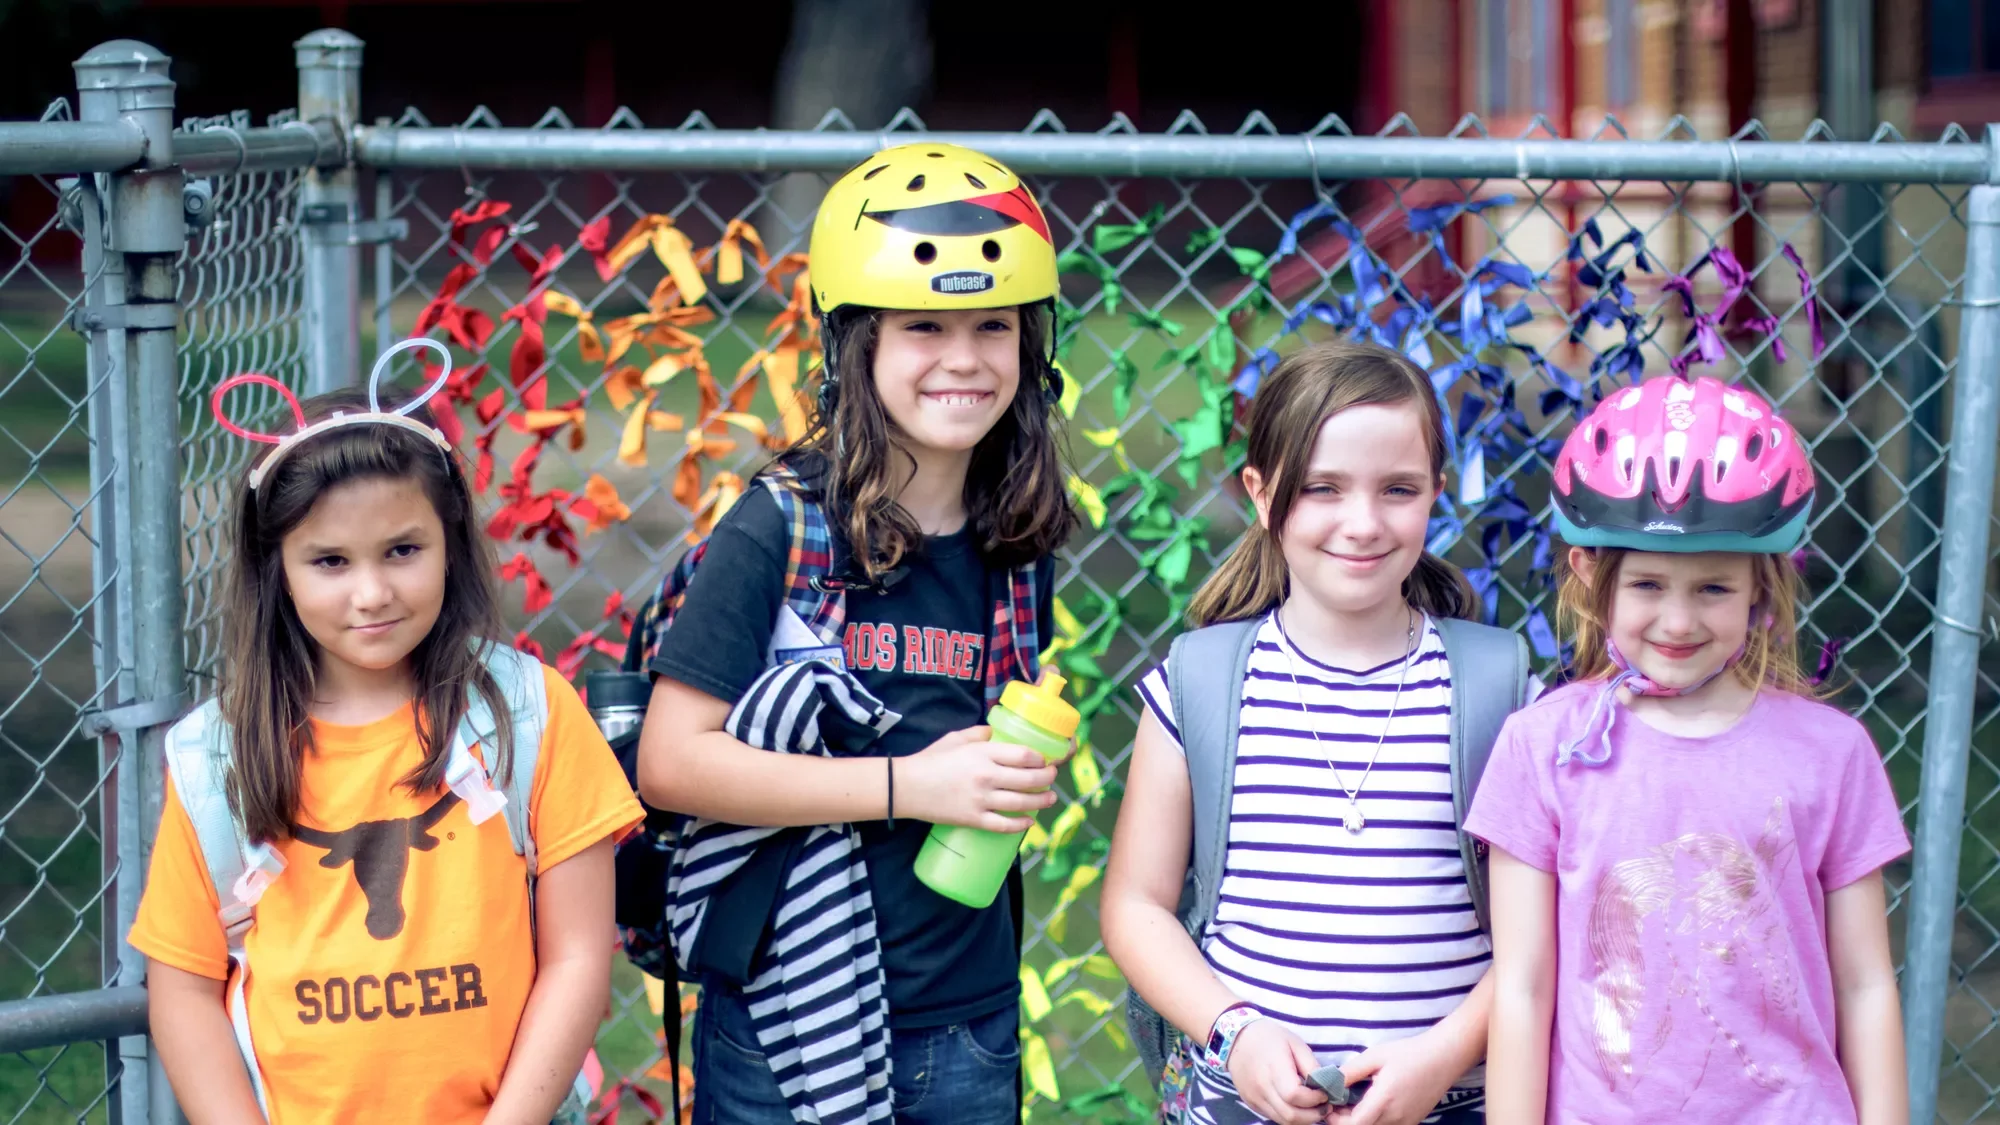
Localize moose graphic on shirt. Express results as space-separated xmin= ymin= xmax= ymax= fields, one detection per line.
xmin=292 ymin=792 xmax=461 ymax=940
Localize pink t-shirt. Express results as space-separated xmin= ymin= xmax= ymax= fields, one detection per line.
xmin=1463 ymin=681 xmax=1910 ymax=1125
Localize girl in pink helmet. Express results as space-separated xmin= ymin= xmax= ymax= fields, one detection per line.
xmin=1465 ymin=374 xmax=1911 ymax=1125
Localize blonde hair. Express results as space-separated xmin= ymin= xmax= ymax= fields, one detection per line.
xmin=1187 ymin=341 xmax=1476 ymax=628
xmin=1555 ymin=546 xmax=1831 ymax=697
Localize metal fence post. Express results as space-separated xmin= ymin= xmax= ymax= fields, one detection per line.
xmin=296 ymin=29 xmax=364 ymax=394
xmin=1902 ymin=126 xmax=2000 ymax=1125
xmin=71 ymin=37 xmax=191 ymax=1125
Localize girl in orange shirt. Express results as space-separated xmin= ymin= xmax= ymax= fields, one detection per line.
xmin=129 ymin=344 xmax=643 ymax=1124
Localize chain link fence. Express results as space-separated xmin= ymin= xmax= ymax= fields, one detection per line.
xmin=5 ymin=30 xmax=2000 ymax=1125
xmin=0 ymin=93 xmax=124 ymax=1125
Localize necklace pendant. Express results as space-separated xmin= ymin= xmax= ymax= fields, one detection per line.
xmin=1343 ymin=804 xmax=1365 ymax=834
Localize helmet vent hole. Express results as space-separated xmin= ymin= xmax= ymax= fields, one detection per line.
xmin=1592 ymin=427 xmax=1608 ymax=455
xmin=965 ymin=172 xmax=987 ymax=189
xmin=982 ymin=239 xmax=1001 ymax=262
xmin=907 ymin=174 xmax=926 ymax=191
xmin=1668 ymin=456 xmax=1682 ymax=484
xmin=914 ymin=241 xmax=938 ymax=264
xmin=927 ymin=151 xmax=944 ymax=158
xmin=863 ymin=164 xmax=888 ymax=180
xmin=1622 ymin=458 xmax=1635 ymax=482
xmin=1746 ymin=432 xmax=1764 ymax=460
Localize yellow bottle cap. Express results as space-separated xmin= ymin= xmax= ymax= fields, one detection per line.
xmin=1000 ymin=671 xmax=1082 ymax=738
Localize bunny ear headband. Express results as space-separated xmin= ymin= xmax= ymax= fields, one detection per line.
xmin=210 ymin=337 xmax=457 ymax=491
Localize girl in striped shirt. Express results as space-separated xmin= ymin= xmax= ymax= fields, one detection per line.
xmin=1104 ymin=341 xmax=1530 ymax=1125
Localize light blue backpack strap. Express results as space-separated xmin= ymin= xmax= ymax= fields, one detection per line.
xmin=162 ymin=700 xmax=282 ymax=1116
xmin=1434 ymin=615 xmax=1532 ymax=934
xmin=458 ymin=640 xmax=550 ymax=873
xmin=460 ymin=642 xmax=585 ymax=1125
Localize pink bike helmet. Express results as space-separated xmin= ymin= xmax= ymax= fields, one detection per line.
xmin=1551 ymin=374 xmax=1815 ymax=553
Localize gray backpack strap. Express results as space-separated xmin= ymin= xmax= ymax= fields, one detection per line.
xmin=1167 ymin=616 xmax=1264 ymax=941
xmin=1127 ymin=614 xmax=1263 ymax=1089
xmin=1434 ymin=616 xmax=1532 ymax=934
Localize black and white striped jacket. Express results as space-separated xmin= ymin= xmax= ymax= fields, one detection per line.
xmin=667 ymin=659 xmax=901 ymax=1124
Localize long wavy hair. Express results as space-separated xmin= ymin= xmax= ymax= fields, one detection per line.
xmin=1188 ymin=340 xmax=1477 ymax=628
xmin=1555 ymin=547 xmax=1827 ymax=697
xmin=787 ymin=302 xmax=1079 ymax=578
xmin=219 ymin=387 xmax=513 ymax=844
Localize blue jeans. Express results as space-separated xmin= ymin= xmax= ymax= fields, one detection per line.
xmin=691 ymin=982 xmax=1019 ymax=1125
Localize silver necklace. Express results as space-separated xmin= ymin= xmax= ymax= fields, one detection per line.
xmin=1275 ymin=606 xmax=1418 ymax=834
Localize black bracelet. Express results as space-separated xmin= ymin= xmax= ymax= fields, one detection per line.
xmin=886 ymin=756 xmax=895 ymax=830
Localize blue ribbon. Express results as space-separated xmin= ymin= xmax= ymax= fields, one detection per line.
xmin=1228 ymin=197 xmax=1651 ymax=664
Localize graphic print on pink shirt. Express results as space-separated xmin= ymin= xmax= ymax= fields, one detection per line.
xmin=1588 ymin=796 xmax=1807 ymax=1095
xmin=1463 ymin=683 xmax=1910 ymax=1124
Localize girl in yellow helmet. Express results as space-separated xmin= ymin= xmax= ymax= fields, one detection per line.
xmin=637 ymin=142 xmax=1077 ymax=1123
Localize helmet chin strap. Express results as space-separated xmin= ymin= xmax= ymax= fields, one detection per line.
xmin=1556 ymin=616 xmax=1753 ymax=768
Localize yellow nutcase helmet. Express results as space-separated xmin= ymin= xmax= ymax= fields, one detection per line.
xmin=809 ymin=142 xmax=1060 ymax=315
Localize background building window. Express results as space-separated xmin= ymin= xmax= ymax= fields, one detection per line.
xmin=1929 ymin=0 xmax=2000 ymax=79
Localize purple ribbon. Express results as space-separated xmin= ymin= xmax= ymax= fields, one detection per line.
xmin=1663 ymin=244 xmax=1824 ymax=374
xmin=1809 ymin=637 xmax=1849 ymax=686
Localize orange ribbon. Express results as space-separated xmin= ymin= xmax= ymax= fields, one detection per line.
xmin=512 ymin=397 xmax=587 ymax=452
xmin=603 ymin=214 xmax=708 ymax=305
xmin=619 ymin=390 xmax=686 ymax=468
xmin=542 ymin=291 xmax=603 ymax=363
xmin=699 ymin=219 xmax=770 ymax=286
xmin=581 ymin=474 xmax=630 ymax=531
xmin=687 ymin=471 xmax=746 ymax=541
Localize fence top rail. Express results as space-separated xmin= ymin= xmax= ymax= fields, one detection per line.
xmin=176 ymin=119 xmax=342 ymax=176
xmin=0 ymin=119 xmax=146 ymax=175
xmin=0 ymin=118 xmax=341 ymax=177
xmin=4 ymin=117 xmax=1995 ymax=183
xmin=349 ymin=125 xmax=2000 ymax=185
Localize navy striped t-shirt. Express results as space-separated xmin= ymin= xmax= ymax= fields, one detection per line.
xmin=1136 ymin=614 xmax=1488 ymax=1099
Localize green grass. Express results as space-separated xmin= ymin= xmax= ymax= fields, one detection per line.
xmin=0 ymin=722 xmax=112 ymax=1124
xmin=0 ymin=313 xmax=92 ymax=487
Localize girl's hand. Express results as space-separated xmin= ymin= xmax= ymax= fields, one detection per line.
xmin=1325 ymin=1029 xmax=1463 ymax=1125
xmin=1225 ymin=1020 xmax=1329 ymax=1125
xmin=896 ymin=726 xmax=1058 ymax=832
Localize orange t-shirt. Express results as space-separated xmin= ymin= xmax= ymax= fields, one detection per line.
xmin=129 ymin=664 xmax=644 ymax=1125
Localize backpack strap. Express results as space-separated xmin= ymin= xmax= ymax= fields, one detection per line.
xmin=1166 ymin=616 xmax=1264 ymax=943
xmin=459 ymin=641 xmax=551 ymax=873
xmin=162 ymin=701 xmax=281 ymax=1115
xmin=453 ymin=641 xmax=594 ymax=1122
xmin=1433 ymin=616 xmax=1532 ymax=934
xmin=762 ymin=463 xmax=844 ymax=645
xmin=983 ymin=562 xmax=1043 ymax=710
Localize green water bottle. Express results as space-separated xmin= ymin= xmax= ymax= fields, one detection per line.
xmin=914 ymin=671 xmax=1082 ymax=909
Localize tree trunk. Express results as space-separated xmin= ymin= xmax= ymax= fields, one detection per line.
xmin=760 ymin=0 xmax=934 ymax=258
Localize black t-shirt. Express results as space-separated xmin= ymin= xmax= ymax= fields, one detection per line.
xmin=649 ymin=482 xmax=1056 ymax=1028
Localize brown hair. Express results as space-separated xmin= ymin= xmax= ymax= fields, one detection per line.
xmin=789 ymin=303 xmax=1079 ymax=578
xmin=1555 ymin=546 xmax=1828 ymax=697
xmin=1188 ymin=340 xmax=1476 ymax=627
xmin=219 ymin=387 xmax=513 ymax=844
